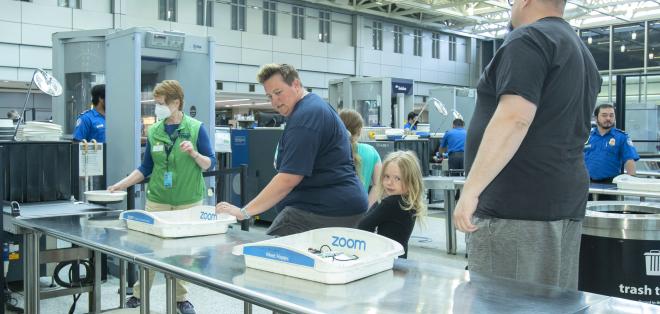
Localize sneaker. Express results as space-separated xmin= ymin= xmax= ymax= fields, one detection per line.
xmin=177 ymin=300 xmax=196 ymax=314
xmin=125 ymin=296 xmax=141 ymax=308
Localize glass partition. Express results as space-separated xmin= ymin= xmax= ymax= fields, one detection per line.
xmin=581 ymin=27 xmax=610 ymax=71
xmin=612 ymin=23 xmax=645 ymax=70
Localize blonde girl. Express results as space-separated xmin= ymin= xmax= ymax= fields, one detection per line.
xmin=357 ymin=151 xmax=427 ymax=258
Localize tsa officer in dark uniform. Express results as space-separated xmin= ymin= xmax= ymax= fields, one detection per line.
xmin=584 ymin=104 xmax=639 ymax=193
xmin=73 ymin=84 xmax=105 ymax=142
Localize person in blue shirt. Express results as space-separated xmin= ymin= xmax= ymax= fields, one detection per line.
xmin=215 ymin=64 xmax=368 ymax=236
xmin=440 ymin=118 xmax=467 ymax=175
xmin=73 ymin=84 xmax=106 ymax=142
xmin=403 ymin=111 xmax=418 ymax=130
xmin=585 ymin=103 xmax=639 ymax=185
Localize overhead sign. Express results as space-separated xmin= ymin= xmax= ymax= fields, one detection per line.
xmin=391 ymin=80 xmax=413 ymax=96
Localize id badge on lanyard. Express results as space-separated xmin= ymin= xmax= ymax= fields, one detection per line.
xmin=163 ymin=171 xmax=173 ymax=188
xmin=164 ymin=130 xmax=180 ymax=189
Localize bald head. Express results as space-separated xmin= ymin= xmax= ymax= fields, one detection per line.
xmin=510 ymin=0 xmax=566 ymax=29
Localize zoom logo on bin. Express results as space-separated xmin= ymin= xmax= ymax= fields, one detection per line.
xmin=199 ymin=211 xmax=218 ymax=221
xmin=331 ymin=236 xmax=367 ymax=251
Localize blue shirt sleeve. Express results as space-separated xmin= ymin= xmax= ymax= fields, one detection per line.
xmin=440 ymin=131 xmax=449 ymax=148
xmin=196 ymin=124 xmax=217 ymax=170
xmin=72 ymin=115 xmax=90 ymax=141
xmin=278 ymin=126 xmax=320 ymax=176
xmin=138 ymin=141 xmax=154 ymax=177
xmin=621 ymin=133 xmax=640 ymax=162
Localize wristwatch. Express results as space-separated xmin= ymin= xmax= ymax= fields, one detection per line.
xmin=239 ymin=206 xmax=251 ymax=220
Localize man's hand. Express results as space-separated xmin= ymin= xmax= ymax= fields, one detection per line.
xmin=453 ymin=193 xmax=479 ymax=233
xmin=215 ymin=201 xmax=244 ymax=220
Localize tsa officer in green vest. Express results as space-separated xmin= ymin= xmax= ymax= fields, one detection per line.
xmin=108 ymin=80 xmax=215 ymax=314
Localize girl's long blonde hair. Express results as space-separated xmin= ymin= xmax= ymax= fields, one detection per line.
xmin=339 ymin=109 xmax=363 ymax=181
xmin=375 ymin=151 xmax=427 ymax=217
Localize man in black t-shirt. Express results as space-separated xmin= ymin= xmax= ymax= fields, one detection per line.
xmin=453 ymin=0 xmax=601 ymax=289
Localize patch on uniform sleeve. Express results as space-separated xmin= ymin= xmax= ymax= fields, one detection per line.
xmin=627 ymin=137 xmax=634 ymax=146
xmin=75 ymin=118 xmax=81 ymax=127
xmin=608 ymin=138 xmax=616 ymax=146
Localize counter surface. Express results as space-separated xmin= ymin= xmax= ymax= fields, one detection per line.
xmin=13 ymin=213 xmax=660 ymax=313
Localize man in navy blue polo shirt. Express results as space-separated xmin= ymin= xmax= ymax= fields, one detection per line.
xmin=440 ymin=118 xmax=467 ymax=175
xmin=585 ymin=103 xmax=639 ymax=185
xmin=215 ymin=64 xmax=368 ymax=236
xmin=73 ymin=84 xmax=105 ymax=142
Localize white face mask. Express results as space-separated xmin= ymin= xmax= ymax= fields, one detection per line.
xmin=154 ymin=104 xmax=172 ymax=120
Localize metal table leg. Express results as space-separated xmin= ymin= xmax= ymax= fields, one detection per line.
xmin=139 ymin=266 xmax=150 ymax=314
xmin=119 ymin=260 xmax=126 ymax=308
xmin=23 ymin=231 xmax=40 ymax=314
xmin=127 ymin=262 xmax=137 ymax=295
xmin=166 ymin=275 xmax=177 ymax=314
xmin=91 ymin=250 xmax=102 ymax=313
xmin=445 ymin=189 xmax=457 ymax=255
xmin=244 ymin=302 xmax=253 ymax=314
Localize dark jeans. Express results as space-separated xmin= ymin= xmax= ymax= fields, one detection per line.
xmin=447 ymin=152 xmax=464 ymax=176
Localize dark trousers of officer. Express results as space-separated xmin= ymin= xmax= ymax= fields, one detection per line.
xmin=447 ymin=151 xmax=464 ymax=201
xmin=588 ymin=177 xmax=617 ymax=201
xmin=447 ymin=152 xmax=464 ymax=176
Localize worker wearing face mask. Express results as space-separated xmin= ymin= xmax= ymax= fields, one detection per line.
xmin=108 ymin=80 xmax=215 ymax=314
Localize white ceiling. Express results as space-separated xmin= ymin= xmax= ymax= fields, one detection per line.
xmin=305 ymin=0 xmax=660 ymax=38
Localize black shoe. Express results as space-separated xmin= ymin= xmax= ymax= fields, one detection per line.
xmin=177 ymin=300 xmax=196 ymax=314
xmin=125 ymin=296 xmax=141 ymax=308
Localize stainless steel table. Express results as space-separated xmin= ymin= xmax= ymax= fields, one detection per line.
xmin=636 ymin=170 xmax=660 ymax=178
xmin=589 ymin=183 xmax=660 ymax=201
xmin=423 ymin=176 xmax=464 ymax=255
xmin=12 ymin=213 xmax=660 ymax=313
xmin=2 ymin=201 xmax=121 ymax=313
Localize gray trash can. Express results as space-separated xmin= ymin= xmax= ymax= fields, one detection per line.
xmin=578 ymin=201 xmax=660 ymax=305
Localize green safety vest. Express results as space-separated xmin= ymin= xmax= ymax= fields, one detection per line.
xmin=146 ymin=114 xmax=205 ymax=206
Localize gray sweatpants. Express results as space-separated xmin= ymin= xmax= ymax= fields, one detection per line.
xmin=266 ymin=206 xmax=365 ymax=237
xmin=466 ymin=216 xmax=582 ymax=290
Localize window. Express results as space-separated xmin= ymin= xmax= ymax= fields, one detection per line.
xmin=449 ymin=35 xmax=457 ymax=61
xmin=612 ymin=23 xmax=645 ymax=70
xmin=292 ymin=6 xmax=305 ymax=39
xmin=231 ymin=0 xmax=246 ymax=31
xmin=318 ymin=11 xmax=331 ymax=43
xmin=372 ymin=22 xmax=382 ymax=50
xmin=196 ymin=0 xmax=213 ymax=26
xmin=393 ymin=25 xmax=403 ymax=54
xmin=432 ymin=33 xmax=440 ymax=59
xmin=263 ymin=0 xmax=277 ymax=36
xmin=159 ymin=0 xmax=177 ymax=22
xmin=413 ymin=29 xmax=422 ymax=56
xmin=579 ymin=27 xmax=609 ymax=71
xmin=58 ymin=0 xmax=80 ymax=8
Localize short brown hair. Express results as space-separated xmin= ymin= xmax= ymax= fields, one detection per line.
xmin=256 ymin=64 xmax=301 ymax=85
xmin=153 ymin=80 xmax=184 ymax=110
